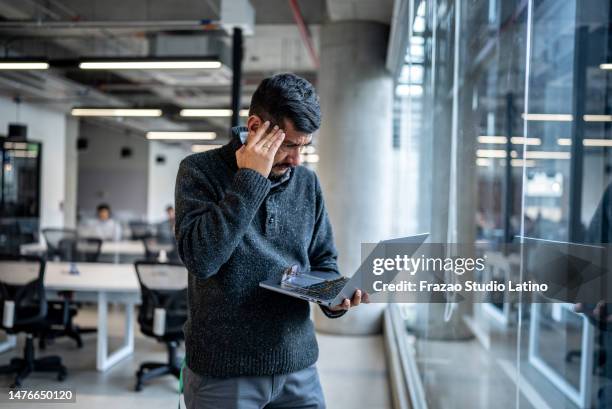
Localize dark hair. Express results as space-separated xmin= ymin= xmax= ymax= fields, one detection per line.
xmin=249 ymin=73 xmax=321 ymax=133
xmin=97 ymin=203 xmax=111 ymax=213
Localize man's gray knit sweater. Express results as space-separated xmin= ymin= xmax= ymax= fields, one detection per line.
xmin=175 ymin=128 xmax=344 ymax=378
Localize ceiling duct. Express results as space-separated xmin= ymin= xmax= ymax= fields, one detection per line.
xmin=149 ymin=32 xmax=233 ymax=87
xmin=219 ymin=0 xmax=255 ymax=35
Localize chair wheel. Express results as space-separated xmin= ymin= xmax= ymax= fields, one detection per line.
xmin=57 ymin=371 xmax=67 ymax=382
xmin=134 ymin=382 xmax=143 ymax=392
xmin=10 ymin=381 xmax=21 ymax=389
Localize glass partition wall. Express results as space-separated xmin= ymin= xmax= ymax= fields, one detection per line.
xmin=395 ymin=0 xmax=612 ymax=408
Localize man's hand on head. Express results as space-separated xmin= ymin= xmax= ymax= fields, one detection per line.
xmin=236 ymin=121 xmax=286 ymax=178
xmin=328 ymin=289 xmax=370 ymax=312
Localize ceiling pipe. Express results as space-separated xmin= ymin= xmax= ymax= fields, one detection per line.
xmin=288 ymin=0 xmax=319 ymax=69
xmin=0 ymin=19 xmax=220 ymax=30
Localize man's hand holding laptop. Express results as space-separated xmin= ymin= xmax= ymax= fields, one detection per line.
xmin=328 ymin=289 xmax=370 ymax=311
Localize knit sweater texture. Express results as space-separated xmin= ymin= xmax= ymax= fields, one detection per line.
xmin=175 ymin=127 xmax=344 ymax=377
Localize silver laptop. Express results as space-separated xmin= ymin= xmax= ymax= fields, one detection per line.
xmin=259 ymin=233 xmax=429 ymax=307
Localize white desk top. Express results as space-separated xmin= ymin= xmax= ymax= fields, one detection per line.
xmin=21 ymin=240 xmax=145 ymax=256
xmin=44 ymin=262 xmax=139 ymax=293
xmin=100 ymin=240 xmax=145 ymax=255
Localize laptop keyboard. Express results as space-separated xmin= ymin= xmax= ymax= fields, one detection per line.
xmin=288 ymin=276 xmax=350 ymax=301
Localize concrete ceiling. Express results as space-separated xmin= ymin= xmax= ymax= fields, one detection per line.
xmin=250 ymin=0 xmax=326 ymax=24
xmin=326 ymin=0 xmax=394 ymax=24
xmin=0 ymin=0 xmax=394 ymax=141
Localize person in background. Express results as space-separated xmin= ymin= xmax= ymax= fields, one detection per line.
xmin=156 ymin=205 xmax=175 ymax=242
xmin=83 ymin=203 xmax=122 ymax=241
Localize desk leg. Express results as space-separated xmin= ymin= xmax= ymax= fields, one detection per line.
xmin=96 ymin=292 xmax=135 ymax=372
xmin=0 ymin=335 xmax=16 ymax=354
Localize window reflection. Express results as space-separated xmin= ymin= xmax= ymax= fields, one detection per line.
xmin=393 ymin=0 xmax=612 ymax=408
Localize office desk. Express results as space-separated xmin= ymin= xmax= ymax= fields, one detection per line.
xmin=20 ymin=240 xmax=145 ymax=255
xmin=21 ymin=240 xmax=146 ymax=259
xmin=44 ymin=262 xmax=140 ymax=372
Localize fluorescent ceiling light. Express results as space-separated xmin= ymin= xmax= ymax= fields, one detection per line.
xmin=511 ymin=137 xmax=541 ymax=146
xmin=584 ymin=115 xmax=612 ymax=122
xmin=476 ymin=158 xmax=491 ymax=167
xmin=3 ymin=142 xmax=28 ymax=150
xmin=477 ymin=136 xmax=541 ymax=145
xmin=477 ymin=136 xmax=506 ymax=144
xmin=146 ymin=131 xmax=216 ymax=140
xmin=511 ymin=159 xmax=536 ymax=167
xmin=303 ymin=146 xmax=316 ymax=154
xmin=476 ymin=149 xmax=509 ymax=158
xmin=180 ymin=109 xmax=232 ymax=117
xmin=521 ymin=113 xmax=573 ymax=122
xmin=71 ymin=108 xmax=162 ymax=117
xmin=79 ymin=60 xmax=221 ymax=70
xmin=180 ymin=108 xmax=249 ymax=117
xmin=191 ymin=144 xmax=222 ymax=153
xmin=584 ymin=138 xmax=612 ymax=147
xmin=600 ymin=63 xmax=612 ymax=70
xmin=0 ymin=62 xmax=49 ymax=70
xmin=524 ymin=151 xmax=570 ymax=160
xmin=301 ymin=154 xmax=319 ymax=164
xmin=10 ymin=150 xmax=38 ymax=158
xmin=557 ymin=138 xmax=612 ymax=147
xmin=557 ymin=138 xmax=572 ymax=146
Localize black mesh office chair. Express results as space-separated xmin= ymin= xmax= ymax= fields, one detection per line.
xmin=39 ymin=234 xmax=101 ymax=349
xmin=129 ymin=221 xmax=153 ymax=240
xmin=42 ymin=228 xmax=77 ymax=260
xmin=134 ymin=261 xmax=187 ymax=391
xmin=0 ymin=220 xmax=32 ymax=256
xmin=0 ymin=255 xmax=67 ymax=387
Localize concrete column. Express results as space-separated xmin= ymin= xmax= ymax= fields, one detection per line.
xmin=63 ymin=116 xmax=79 ymax=228
xmin=314 ymin=21 xmax=393 ymax=334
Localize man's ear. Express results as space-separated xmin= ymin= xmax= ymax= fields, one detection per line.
xmin=247 ymin=115 xmax=262 ymax=134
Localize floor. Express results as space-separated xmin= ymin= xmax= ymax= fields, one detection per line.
xmin=0 ymin=306 xmax=391 ymax=409
xmin=413 ymin=306 xmax=604 ymax=409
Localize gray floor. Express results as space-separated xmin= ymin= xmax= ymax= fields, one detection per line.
xmin=0 ymin=306 xmax=391 ymax=409
xmin=415 ymin=310 xmax=603 ymax=409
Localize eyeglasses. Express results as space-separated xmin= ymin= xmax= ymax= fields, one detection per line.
xmin=278 ymin=140 xmax=312 ymax=154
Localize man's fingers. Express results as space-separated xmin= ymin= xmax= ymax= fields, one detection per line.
xmin=352 ymin=289 xmax=362 ymax=306
xmin=265 ymin=131 xmax=285 ymax=156
xmin=362 ymin=292 xmax=370 ymax=304
xmin=261 ymin=128 xmax=283 ymax=151
xmin=255 ymin=124 xmax=279 ymax=148
xmin=248 ymin=121 xmax=270 ymax=145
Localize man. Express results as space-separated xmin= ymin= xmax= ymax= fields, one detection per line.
xmin=175 ymin=73 xmax=367 ymax=409
xmin=157 ymin=205 xmax=176 ymax=242
xmin=80 ymin=203 xmax=121 ymax=241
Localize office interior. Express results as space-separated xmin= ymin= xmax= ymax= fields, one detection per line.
xmin=0 ymin=0 xmax=611 ymax=408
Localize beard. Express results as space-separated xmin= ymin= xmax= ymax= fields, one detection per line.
xmin=270 ymin=163 xmax=293 ymax=178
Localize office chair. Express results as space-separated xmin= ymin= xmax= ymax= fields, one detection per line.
xmin=129 ymin=221 xmax=153 ymax=240
xmin=0 ymin=220 xmax=33 ymax=256
xmin=134 ymin=261 xmax=187 ymax=391
xmin=39 ymin=236 xmax=101 ymax=349
xmin=142 ymin=236 xmax=180 ymax=262
xmin=42 ymin=228 xmax=77 ymax=260
xmin=0 ymin=255 xmax=67 ymax=387
xmin=50 ymin=237 xmax=103 ymax=263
